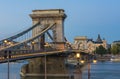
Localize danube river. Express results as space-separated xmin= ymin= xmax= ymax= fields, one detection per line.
xmin=0 ymin=61 xmax=120 ymax=79
xmin=82 ymin=61 xmax=120 ymax=79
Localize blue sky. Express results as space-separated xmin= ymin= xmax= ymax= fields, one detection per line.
xmin=0 ymin=0 xmax=120 ymax=44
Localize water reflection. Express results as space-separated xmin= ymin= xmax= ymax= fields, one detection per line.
xmin=1 ymin=61 xmax=120 ymax=79
xmin=82 ymin=61 xmax=120 ymax=79
xmin=0 ymin=61 xmax=28 ymax=79
xmin=21 ymin=76 xmax=72 ymax=79
xmin=21 ymin=67 xmax=74 ymax=79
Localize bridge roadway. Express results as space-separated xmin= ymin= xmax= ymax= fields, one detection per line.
xmin=0 ymin=50 xmax=72 ymax=63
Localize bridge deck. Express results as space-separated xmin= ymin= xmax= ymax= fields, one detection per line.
xmin=0 ymin=50 xmax=70 ymax=63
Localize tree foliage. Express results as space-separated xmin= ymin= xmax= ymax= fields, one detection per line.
xmin=111 ymin=44 xmax=120 ymax=55
xmin=107 ymin=48 xmax=111 ymax=54
xmin=95 ymin=45 xmax=107 ymax=56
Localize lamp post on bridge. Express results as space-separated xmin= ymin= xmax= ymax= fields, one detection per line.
xmin=76 ymin=53 xmax=80 ymax=65
xmin=76 ymin=53 xmax=85 ymax=66
xmin=4 ymin=40 xmax=9 ymax=79
xmin=4 ymin=50 xmax=11 ymax=79
xmin=87 ymin=54 xmax=97 ymax=79
xmin=31 ymin=41 xmax=35 ymax=51
xmin=45 ymin=51 xmax=47 ymax=79
xmin=4 ymin=40 xmax=12 ymax=79
xmin=75 ymin=52 xmax=97 ymax=79
xmin=75 ymin=53 xmax=83 ymax=79
xmin=7 ymin=51 xmax=11 ymax=79
xmin=44 ymin=43 xmax=50 ymax=79
xmin=4 ymin=40 xmax=13 ymax=47
xmin=87 ymin=55 xmax=91 ymax=79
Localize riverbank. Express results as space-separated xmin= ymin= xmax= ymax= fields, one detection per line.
xmin=96 ymin=55 xmax=111 ymax=61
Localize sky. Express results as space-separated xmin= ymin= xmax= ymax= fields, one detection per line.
xmin=0 ymin=0 xmax=120 ymax=44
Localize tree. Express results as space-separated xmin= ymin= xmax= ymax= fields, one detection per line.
xmin=95 ymin=45 xmax=107 ymax=56
xmin=111 ymin=44 xmax=120 ymax=55
xmin=107 ymin=47 xmax=111 ymax=54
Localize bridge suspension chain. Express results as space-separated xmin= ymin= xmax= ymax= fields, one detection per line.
xmin=0 ymin=23 xmax=56 ymax=57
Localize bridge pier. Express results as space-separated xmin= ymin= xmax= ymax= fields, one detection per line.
xmin=20 ymin=54 xmax=74 ymax=79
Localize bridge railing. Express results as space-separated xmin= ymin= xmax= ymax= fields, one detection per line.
xmin=0 ymin=48 xmax=63 ymax=63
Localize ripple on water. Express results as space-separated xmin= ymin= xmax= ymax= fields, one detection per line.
xmin=82 ymin=61 xmax=120 ymax=79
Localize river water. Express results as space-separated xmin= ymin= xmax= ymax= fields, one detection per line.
xmin=0 ymin=62 xmax=26 ymax=79
xmin=0 ymin=61 xmax=120 ymax=79
xmin=82 ymin=61 xmax=120 ymax=79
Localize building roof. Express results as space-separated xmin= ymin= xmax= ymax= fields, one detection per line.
xmin=87 ymin=39 xmax=94 ymax=43
xmin=95 ymin=34 xmax=103 ymax=43
xmin=113 ymin=40 xmax=120 ymax=43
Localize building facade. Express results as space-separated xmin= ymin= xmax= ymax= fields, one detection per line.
xmin=112 ymin=40 xmax=120 ymax=45
xmin=73 ymin=34 xmax=107 ymax=54
xmin=111 ymin=40 xmax=120 ymax=47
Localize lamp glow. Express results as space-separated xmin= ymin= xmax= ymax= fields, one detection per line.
xmin=31 ymin=41 xmax=35 ymax=44
xmin=93 ymin=60 xmax=97 ymax=63
xmin=76 ymin=53 xmax=80 ymax=59
xmin=80 ymin=60 xmax=85 ymax=64
xmin=4 ymin=40 xmax=8 ymax=43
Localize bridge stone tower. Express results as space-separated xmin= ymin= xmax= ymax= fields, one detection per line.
xmin=30 ymin=9 xmax=66 ymax=50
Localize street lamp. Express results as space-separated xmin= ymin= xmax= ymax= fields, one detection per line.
xmin=76 ymin=53 xmax=97 ymax=79
xmin=31 ymin=41 xmax=35 ymax=50
xmin=93 ymin=59 xmax=97 ymax=64
xmin=76 ymin=53 xmax=85 ymax=65
xmin=4 ymin=40 xmax=10 ymax=79
xmin=93 ymin=56 xmax=97 ymax=64
xmin=4 ymin=50 xmax=11 ymax=79
xmin=80 ymin=58 xmax=85 ymax=64
xmin=87 ymin=55 xmax=97 ymax=79
xmin=44 ymin=43 xmax=49 ymax=79
xmin=7 ymin=51 xmax=10 ymax=79
xmin=45 ymin=52 xmax=47 ymax=79
xmin=88 ymin=58 xmax=90 ymax=79
xmin=76 ymin=53 xmax=80 ymax=65
xmin=76 ymin=53 xmax=80 ymax=59
xmin=4 ymin=40 xmax=13 ymax=46
xmin=4 ymin=40 xmax=8 ymax=43
xmin=4 ymin=40 xmax=8 ymax=47
xmin=75 ymin=53 xmax=83 ymax=79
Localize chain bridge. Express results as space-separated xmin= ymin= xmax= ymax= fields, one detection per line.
xmin=0 ymin=9 xmax=74 ymax=63
xmin=0 ymin=9 xmax=95 ymax=79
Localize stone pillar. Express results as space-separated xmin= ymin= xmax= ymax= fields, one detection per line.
xmin=26 ymin=56 xmax=68 ymax=74
xmin=30 ymin=9 xmax=67 ymax=50
xmin=20 ymin=55 xmax=73 ymax=79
